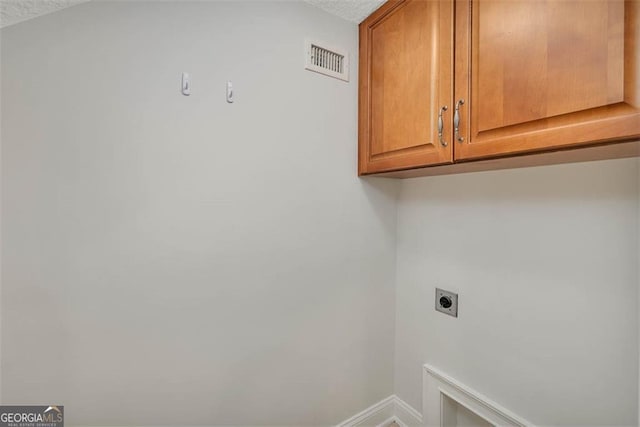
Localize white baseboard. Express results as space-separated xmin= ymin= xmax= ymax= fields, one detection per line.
xmin=337 ymin=395 xmax=422 ymax=427
xmin=394 ymin=396 xmax=423 ymax=425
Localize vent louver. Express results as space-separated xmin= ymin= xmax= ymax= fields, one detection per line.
xmin=305 ymin=40 xmax=349 ymax=82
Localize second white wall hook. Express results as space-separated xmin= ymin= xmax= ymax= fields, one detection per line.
xmin=182 ymin=72 xmax=191 ymax=96
xmin=226 ymin=81 xmax=233 ymax=103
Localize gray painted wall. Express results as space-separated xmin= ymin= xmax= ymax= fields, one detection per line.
xmin=0 ymin=1 xmax=397 ymax=424
xmin=395 ymin=158 xmax=639 ymax=425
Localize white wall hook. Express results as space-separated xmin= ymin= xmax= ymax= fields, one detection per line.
xmin=226 ymin=81 xmax=233 ymax=103
xmin=182 ymin=72 xmax=191 ymax=96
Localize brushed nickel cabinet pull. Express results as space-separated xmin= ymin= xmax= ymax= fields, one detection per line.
xmin=438 ymin=106 xmax=448 ymax=147
xmin=454 ymin=99 xmax=465 ymax=143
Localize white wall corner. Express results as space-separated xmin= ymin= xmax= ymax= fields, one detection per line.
xmin=393 ymin=395 xmax=423 ymax=426
xmin=337 ymin=395 xmax=422 ymax=427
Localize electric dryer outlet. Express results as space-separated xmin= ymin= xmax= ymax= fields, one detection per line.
xmin=435 ymin=288 xmax=458 ymax=317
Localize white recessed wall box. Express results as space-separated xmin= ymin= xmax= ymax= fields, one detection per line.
xmin=304 ymin=39 xmax=349 ymax=82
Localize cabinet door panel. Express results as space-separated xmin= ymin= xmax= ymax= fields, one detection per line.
xmin=359 ymin=0 xmax=453 ymax=174
xmin=455 ymin=0 xmax=640 ymax=161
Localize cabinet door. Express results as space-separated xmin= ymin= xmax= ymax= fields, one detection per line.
xmin=455 ymin=0 xmax=640 ymax=160
xmin=359 ymin=0 xmax=453 ymax=175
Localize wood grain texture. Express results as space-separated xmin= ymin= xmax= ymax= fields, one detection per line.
xmin=455 ymin=0 xmax=640 ymax=161
xmin=375 ymin=139 xmax=640 ymax=178
xmin=358 ymin=0 xmax=453 ymax=175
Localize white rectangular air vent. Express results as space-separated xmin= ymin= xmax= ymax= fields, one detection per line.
xmin=305 ymin=40 xmax=349 ymax=82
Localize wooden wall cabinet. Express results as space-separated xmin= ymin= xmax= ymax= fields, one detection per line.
xmin=358 ymin=0 xmax=640 ymax=177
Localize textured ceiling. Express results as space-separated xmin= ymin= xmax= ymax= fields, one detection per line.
xmin=303 ymin=0 xmax=385 ymax=23
xmin=1 ymin=0 xmax=90 ymax=28
xmin=0 ymin=0 xmax=385 ymax=29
